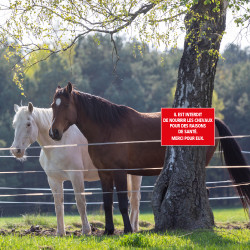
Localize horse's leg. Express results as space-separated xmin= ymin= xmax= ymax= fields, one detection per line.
xmin=127 ymin=174 xmax=142 ymax=232
xmin=98 ymin=171 xmax=114 ymax=235
xmin=71 ymin=174 xmax=91 ymax=235
xmin=47 ymin=177 xmax=65 ymax=236
xmin=114 ymin=171 xmax=132 ymax=234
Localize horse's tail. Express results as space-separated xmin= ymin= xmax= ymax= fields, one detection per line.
xmin=215 ymin=118 xmax=250 ymax=214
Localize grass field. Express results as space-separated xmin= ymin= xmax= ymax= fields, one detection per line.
xmin=0 ymin=208 xmax=249 ymax=249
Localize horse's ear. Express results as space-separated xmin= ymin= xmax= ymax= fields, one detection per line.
xmin=14 ymin=104 xmax=19 ymax=113
xmin=28 ymin=102 xmax=33 ymax=113
xmin=67 ymin=82 xmax=73 ymax=94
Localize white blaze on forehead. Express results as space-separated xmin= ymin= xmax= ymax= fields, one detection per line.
xmin=55 ymin=98 xmax=61 ymax=106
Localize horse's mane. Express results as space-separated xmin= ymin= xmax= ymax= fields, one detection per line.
xmin=32 ymin=107 xmax=52 ymax=129
xmin=72 ymin=90 xmax=130 ymax=126
xmin=13 ymin=106 xmax=52 ymax=130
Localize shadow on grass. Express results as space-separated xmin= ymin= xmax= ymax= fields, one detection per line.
xmin=112 ymin=227 xmax=250 ymax=248
xmin=180 ymin=228 xmax=250 ymax=249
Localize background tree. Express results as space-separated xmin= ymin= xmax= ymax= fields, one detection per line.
xmin=0 ymin=0 xmax=249 ymax=229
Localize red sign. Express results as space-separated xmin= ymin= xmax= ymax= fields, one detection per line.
xmin=161 ymin=108 xmax=215 ymax=146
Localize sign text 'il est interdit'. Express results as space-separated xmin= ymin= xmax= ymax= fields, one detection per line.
xmin=161 ymin=108 xmax=215 ymax=146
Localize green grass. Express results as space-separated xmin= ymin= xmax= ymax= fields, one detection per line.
xmin=0 ymin=208 xmax=248 ymax=249
xmin=213 ymin=207 xmax=249 ymax=223
xmin=0 ymin=228 xmax=249 ymax=249
xmin=0 ymin=213 xmax=155 ymax=232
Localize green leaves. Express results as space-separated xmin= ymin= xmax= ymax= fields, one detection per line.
xmin=0 ymin=0 xmax=249 ymax=93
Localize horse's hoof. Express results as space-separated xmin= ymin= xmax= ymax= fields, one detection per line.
xmin=56 ymin=231 xmax=66 ymax=237
xmin=82 ymin=223 xmax=91 ymax=235
xmin=82 ymin=227 xmax=91 ymax=235
xmin=104 ymin=228 xmax=114 ymax=235
xmin=124 ymin=228 xmax=133 ymax=234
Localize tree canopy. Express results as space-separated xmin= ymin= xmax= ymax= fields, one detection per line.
xmin=0 ymin=0 xmax=249 ymax=93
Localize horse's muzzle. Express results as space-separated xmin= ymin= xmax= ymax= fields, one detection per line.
xmin=10 ymin=147 xmax=25 ymax=158
xmin=49 ymin=128 xmax=62 ymax=141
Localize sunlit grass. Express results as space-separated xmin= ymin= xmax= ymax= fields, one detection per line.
xmin=0 ymin=207 xmax=248 ymax=231
xmin=213 ymin=207 xmax=249 ymax=223
xmin=0 ymin=228 xmax=249 ymax=249
xmin=0 ymin=208 xmax=248 ymax=249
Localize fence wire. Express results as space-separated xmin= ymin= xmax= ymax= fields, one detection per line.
xmin=0 ymin=134 xmax=249 ymax=206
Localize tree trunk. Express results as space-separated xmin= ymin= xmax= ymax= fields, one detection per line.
xmin=152 ymin=0 xmax=228 ymax=231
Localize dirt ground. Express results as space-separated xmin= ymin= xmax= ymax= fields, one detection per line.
xmin=0 ymin=222 xmax=249 ymax=237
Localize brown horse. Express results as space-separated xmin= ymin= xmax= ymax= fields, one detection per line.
xmin=49 ymin=82 xmax=250 ymax=234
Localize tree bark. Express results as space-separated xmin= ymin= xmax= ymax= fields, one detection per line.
xmin=152 ymin=0 xmax=228 ymax=231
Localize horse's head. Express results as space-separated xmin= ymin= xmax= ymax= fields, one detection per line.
xmin=49 ymin=82 xmax=77 ymax=141
xmin=11 ymin=102 xmax=39 ymax=159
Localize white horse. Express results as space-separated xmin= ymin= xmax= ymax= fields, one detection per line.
xmin=10 ymin=103 xmax=142 ymax=236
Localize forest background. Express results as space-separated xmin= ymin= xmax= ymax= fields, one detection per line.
xmin=0 ymin=34 xmax=249 ymax=215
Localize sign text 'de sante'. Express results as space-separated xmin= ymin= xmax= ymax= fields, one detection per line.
xmin=161 ymin=108 xmax=215 ymax=146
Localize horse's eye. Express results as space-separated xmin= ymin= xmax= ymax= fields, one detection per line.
xmin=27 ymin=123 xmax=31 ymax=127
